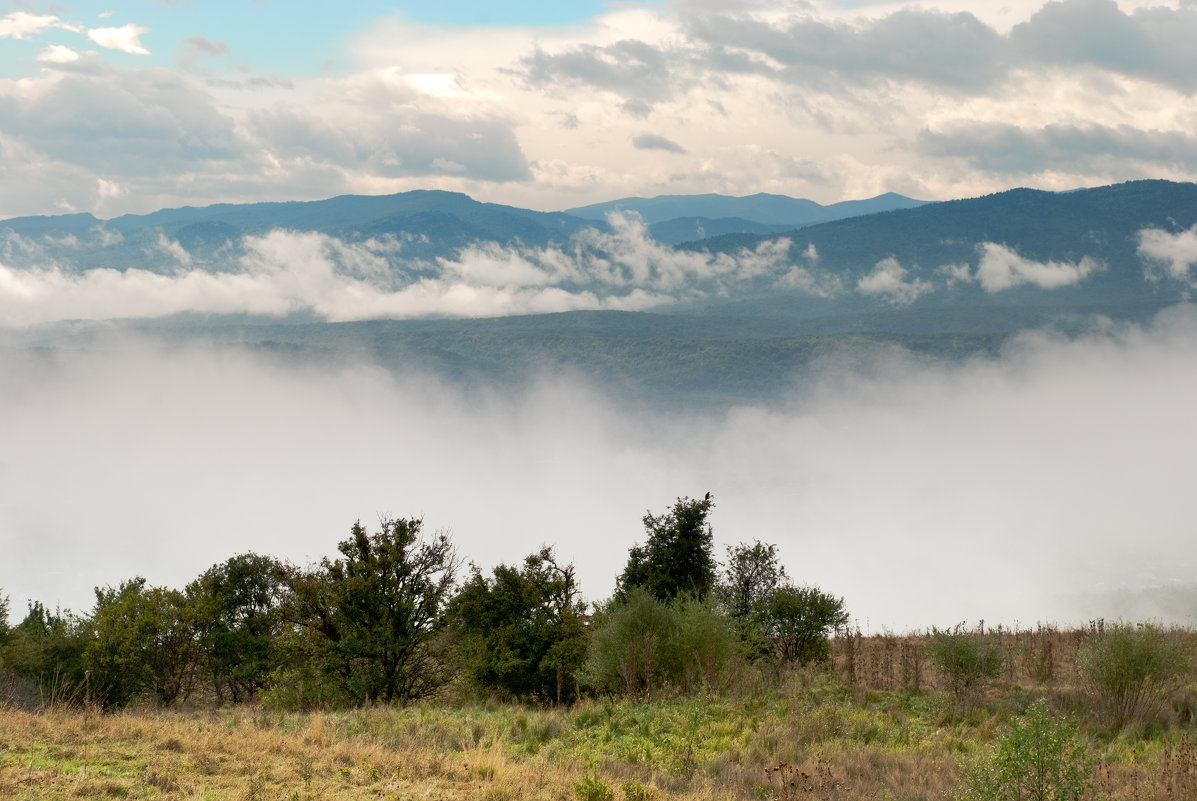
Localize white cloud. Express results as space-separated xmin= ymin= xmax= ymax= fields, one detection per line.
xmin=88 ymin=24 xmax=151 ymax=56
xmin=0 ymin=217 xmax=807 ymax=326
xmin=856 ymin=256 xmax=933 ymax=303
xmin=36 ymin=45 xmax=80 ymax=64
xmin=0 ymin=12 xmax=78 ymax=39
xmin=974 ymin=242 xmax=1102 ymax=292
xmin=1138 ymin=224 xmax=1197 ymax=286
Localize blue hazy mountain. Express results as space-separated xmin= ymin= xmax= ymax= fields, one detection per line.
xmin=566 ymin=192 xmax=928 ymax=226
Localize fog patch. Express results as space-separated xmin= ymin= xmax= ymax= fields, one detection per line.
xmin=1138 ymin=223 xmax=1197 ymax=288
xmin=4 ymin=306 xmax=1197 ymax=630
xmin=973 ymin=242 xmax=1102 ymax=292
xmin=0 ymin=214 xmax=806 ymax=326
xmin=856 ymin=256 xmax=932 ymax=304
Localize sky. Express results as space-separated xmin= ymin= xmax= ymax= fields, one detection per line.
xmin=2 ymin=0 xmax=1197 ymax=219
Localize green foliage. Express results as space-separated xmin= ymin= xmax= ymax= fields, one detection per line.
xmin=281 ymin=517 xmax=459 ymax=705
xmin=757 ymin=585 xmax=848 ymax=664
xmin=1077 ymin=622 xmax=1190 ymax=728
xmin=448 ymin=546 xmax=588 ymax=702
xmin=927 ymin=623 xmax=1003 ymax=705
xmin=618 ymin=495 xmax=717 ymax=602
xmin=188 ymin=552 xmax=286 ymax=703
xmin=1 ymin=600 xmax=90 ymax=707
xmin=574 ymin=770 xmax=615 ymax=801
xmin=717 ymin=541 xmax=787 ymax=622
xmin=958 ymin=699 xmax=1093 ymax=801
xmin=88 ymin=579 xmax=200 ymax=707
xmin=0 ymin=590 xmax=9 ymax=644
xmin=583 ymin=588 xmax=741 ymax=696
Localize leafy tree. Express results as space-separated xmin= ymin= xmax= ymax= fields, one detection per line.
xmin=2 ymin=600 xmax=91 ymax=706
xmin=282 ymin=517 xmax=459 ymax=705
xmin=188 ymin=552 xmax=287 ymax=703
xmin=617 ymin=494 xmax=717 ymax=602
xmin=717 ymin=540 xmax=787 ymax=621
xmin=88 ymin=579 xmax=200 ymax=707
xmin=757 ymin=584 xmax=849 ymax=663
xmin=448 ymin=546 xmax=587 ymax=702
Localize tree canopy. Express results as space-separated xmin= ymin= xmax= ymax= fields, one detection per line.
xmin=617 ymin=494 xmax=717 ymax=602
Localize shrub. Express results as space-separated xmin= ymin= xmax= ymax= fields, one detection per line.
xmin=958 ymin=699 xmax=1093 ymax=801
xmin=927 ymin=623 xmax=1003 ymax=705
xmin=582 ymin=588 xmax=741 ymax=696
xmin=1077 ymin=622 xmax=1190 ymax=728
xmin=757 ymin=585 xmax=848 ymax=664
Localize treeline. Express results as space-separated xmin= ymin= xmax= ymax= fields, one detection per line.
xmin=0 ymin=494 xmax=847 ymax=710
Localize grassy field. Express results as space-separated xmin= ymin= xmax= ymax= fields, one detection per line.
xmin=3 ymin=628 xmax=1197 ymax=801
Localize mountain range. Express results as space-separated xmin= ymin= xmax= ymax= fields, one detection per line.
xmin=4 ymin=180 xmax=1196 ymax=406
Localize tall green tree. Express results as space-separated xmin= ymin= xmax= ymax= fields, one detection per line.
xmin=448 ymin=546 xmax=587 ymax=702
xmin=617 ymin=494 xmax=717 ymax=602
xmin=188 ymin=552 xmax=286 ymax=703
xmin=282 ymin=517 xmax=459 ymax=705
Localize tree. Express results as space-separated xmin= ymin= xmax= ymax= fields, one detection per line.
xmin=88 ymin=579 xmax=200 ymax=707
xmin=188 ymin=552 xmax=286 ymax=703
xmin=617 ymin=494 xmax=717 ymax=602
xmin=2 ymin=600 xmax=90 ymax=707
xmin=282 ymin=517 xmax=459 ymax=705
xmin=717 ymin=540 xmax=788 ymax=621
xmin=447 ymin=546 xmax=587 ymax=702
xmin=758 ymin=585 xmax=849 ymax=664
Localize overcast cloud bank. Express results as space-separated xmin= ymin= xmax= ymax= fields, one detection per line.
xmin=3 ymin=305 xmax=1196 ymax=629
xmin=2 ymin=1 xmax=1197 ymax=216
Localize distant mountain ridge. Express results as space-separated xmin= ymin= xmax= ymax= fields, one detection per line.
xmin=0 ymin=189 xmax=929 ymax=270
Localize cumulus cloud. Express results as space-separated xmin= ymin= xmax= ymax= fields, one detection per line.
xmin=0 ymin=67 xmax=242 ymax=175
xmin=36 ymin=45 xmax=80 ymax=64
xmin=1138 ymin=224 xmax=1197 ymax=286
xmin=856 ymin=256 xmax=933 ymax=304
xmin=0 ymin=11 xmax=78 ymax=39
xmin=4 ymin=307 xmax=1197 ymax=628
xmin=249 ymin=70 xmax=533 ymax=183
xmin=973 ymin=242 xmax=1102 ymax=292
xmin=88 ymin=24 xmax=152 ymax=55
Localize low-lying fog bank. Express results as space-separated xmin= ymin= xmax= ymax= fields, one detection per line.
xmin=3 ymin=305 xmax=1197 ymax=631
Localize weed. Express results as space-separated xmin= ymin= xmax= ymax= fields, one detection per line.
xmin=575 ymin=768 xmax=616 ymax=801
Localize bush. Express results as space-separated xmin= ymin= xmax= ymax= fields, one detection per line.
xmin=582 ymin=588 xmax=741 ymax=696
xmin=757 ymin=585 xmax=848 ymax=664
xmin=927 ymin=622 xmax=1003 ymax=705
xmin=1077 ymin=622 xmax=1190 ymax=728
xmin=958 ymin=699 xmax=1093 ymax=801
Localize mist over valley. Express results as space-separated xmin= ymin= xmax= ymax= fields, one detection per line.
xmin=4 ymin=181 xmax=1197 ymax=630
